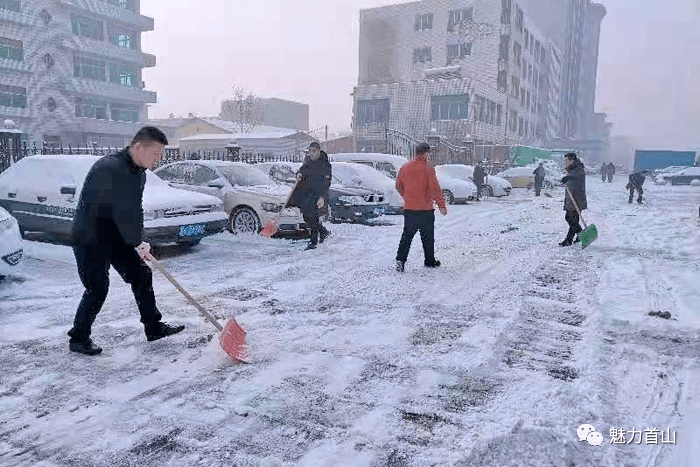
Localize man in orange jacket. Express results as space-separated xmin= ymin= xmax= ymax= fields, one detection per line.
xmin=395 ymin=142 xmax=448 ymax=272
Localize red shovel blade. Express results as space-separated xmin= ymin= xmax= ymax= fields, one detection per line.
xmin=219 ymin=318 xmax=248 ymax=363
xmin=260 ymin=219 xmax=277 ymax=238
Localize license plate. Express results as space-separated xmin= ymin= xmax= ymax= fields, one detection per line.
xmin=179 ymin=224 xmax=205 ymax=237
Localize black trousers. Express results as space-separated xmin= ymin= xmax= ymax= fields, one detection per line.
xmin=396 ymin=210 xmax=435 ymax=264
xmin=69 ymin=240 xmax=162 ymax=342
xmin=565 ymin=210 xmax=583 ymax=241
xmin=534 ymin=177 xmax=543 ymax=196
xmin=303 ymin=211 xmax=328 ymax=245
xmin=607 ymin=174 xmax=614 ymax=183
xmin=628 ymin=185 xmax=643 ymax=203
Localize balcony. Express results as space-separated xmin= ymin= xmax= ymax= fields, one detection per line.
xmin=62 ymin=36 xmax=156 ymax=68
xmin=0 ymin=57 xmax=30 ymax=74
xmin=0 ymin=7 xmax=35 ymax=26
xmin=62 ymin=77 xmax=157 ymax=104
xmin=57 ymin=0 xmax=154 ymax=31
xmin=81 ymin=117 xmax=140 ymax=135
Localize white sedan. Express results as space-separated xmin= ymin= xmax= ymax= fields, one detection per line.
xmin=0 ymin=206 xmax=23 ymax=280
xmin=436 ymin=164 xmax=512 ymax=197
xmin=331 ymin=162 xmax=404 ymax=214
xmin=434 ymin=172 xmax=478 ymax=204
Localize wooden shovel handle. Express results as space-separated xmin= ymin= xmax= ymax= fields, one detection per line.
xmin=144 ymin=252 xmax=224 ymax=331
xmin=564 ymin=184 xmax=588 ymax=229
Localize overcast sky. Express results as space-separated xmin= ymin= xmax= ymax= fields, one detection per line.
xmin=142 ymin=0 xmax=699 ymax=149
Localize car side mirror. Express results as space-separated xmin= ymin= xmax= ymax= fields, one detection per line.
xmin=60 ymin=184 xmax=76 ymax=195
xmin=207 ymin=179 xmax=225 ymax=189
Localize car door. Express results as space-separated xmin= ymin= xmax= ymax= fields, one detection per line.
xmin=0 ymin=158 xmax=42 ymax=232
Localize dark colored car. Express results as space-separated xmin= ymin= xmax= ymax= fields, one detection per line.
xmin=254 ymin=162 xmax=388 ymax=223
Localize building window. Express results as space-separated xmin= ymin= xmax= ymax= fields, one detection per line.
xmin=526 ymin=91 xmax=531 ymax=109
xmin=522 ymin=60 xmax=527 ymax=79
xmin=71 ymin=15 xmax=103 ymax=41
xmin=513 ymin=41 xmax=522 ymax=67
xmin=497 ymin=70 xmax=508 ymax=92
xmin=431 ymin=94 xmax=469 ymax=120
xmin=518 ymin=117 xmax=524 ymax=136
xmin=413 ymin=47 xmax=432 ymax=63
xmin=0 ymin=0 xmax=20 ymax=12
xmin=534 ymin=40 xmax=541 ymax=61
xmin=515 ymin=8 xmax=523 ymax=33
xmin=540 ymin=48 xmax=547 ymax=65
xmin=511 ymin=76 xmax=520 ymax=98
xmin=109 ymin=30 xmax=137 ymax=50
xmin=509 ymin=110 xmax=518 ymax=132
xmin=111 ymin=103 xmax=140 ymax=123
xmin=75 ymin=98 xmax=108 ymax=119
xmin=499 ymin=34 xmax=510 ymax=60
xmin=357 ymin=99 xmax=390 ymax=125
xmin=447 ymin=8 xmax=473 ymax=31
xmin=520 ymin=88 xmax=526 ymax=106
xmin=0 ymin=37 xmax=23 ymax=61
xmin=474 ymin=95 xmax=501 ymax=126
xmin=74 ymin=56 xmax=106 ymax=81
xmin=447 ymin=42 xmax=472 ymax=62
xmin=414 ymin=13 xmax=433 ymax=31
xmin=106 ymin=0 xmax=136 ymax=12
xmin=524 ymin=29 xmax=529 ymax=49
xmin=109 ymin=64 xmax=138 ymax=87
xmin=0 ymin=84 xmax=26 ymax=108
xmin=497 ymin=104 xmax=503 ymax=126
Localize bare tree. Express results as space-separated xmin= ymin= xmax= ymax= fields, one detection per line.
xmin=219 ymin=86 xmax=264 ymax=133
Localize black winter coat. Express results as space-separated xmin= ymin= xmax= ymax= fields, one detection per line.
xmin=628 ymin=173 xmax=645 ymax=189
xmin=71 ymin=149 xmax=146 ymax=247
xmin=533 ymin=166 xmax=546 ymax=180
xmin=562 ymin=159 xmax=587 ymax=212
xmin=473 ymin=165 xmax=486 ymax=185
xmin=287 ymin=151 xmax=332 ymax=214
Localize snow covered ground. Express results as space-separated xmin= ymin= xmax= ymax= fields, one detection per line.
xmin=1 ymin=177 xmax=699 ymax=466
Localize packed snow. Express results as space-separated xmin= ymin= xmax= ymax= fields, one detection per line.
xmin=1 ymin=177 xmax=699 ymax=466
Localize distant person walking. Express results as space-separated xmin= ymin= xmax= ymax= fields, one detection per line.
xmin=560 ymin=153 xmax=587 ymax=247
xmin=607 ymin=163 xmax=616 ymax=183
xmin=601 ymin=163 xmax=608 ymax=182
xmin=395 ymin=143 xmax=447 ymax=272
xmin=533 ymin=163 xmax=546 ymax=197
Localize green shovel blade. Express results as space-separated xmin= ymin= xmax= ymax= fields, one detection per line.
xmin=579 ymin=224 xmax=598 ymax=250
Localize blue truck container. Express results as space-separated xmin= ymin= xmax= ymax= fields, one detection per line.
xmin=633 ymin=150 xmax=697 ymax=172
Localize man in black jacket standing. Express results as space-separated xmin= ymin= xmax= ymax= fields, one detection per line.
xmin=68 ymin=127 xmax=184 ymax=355
xmin=560 ymin=153 xmax=587 ymax=247
xmin=289 ymin=142 xmax=332 ymax=250
xmin=473 ymin=161 xmax=486 ymax=200
xmin=533 ymin=163 xmax=546 ymax=197
xmin=626 ymin=171 xmax=646 ymax=204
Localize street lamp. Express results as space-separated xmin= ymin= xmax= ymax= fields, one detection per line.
xmin=426 ymin=128 xmax=442 ymax=151
xmin=462 ymin=133 xmax=475 ymax=165
xmin=225 ymin=140 xmax=241 ymax=162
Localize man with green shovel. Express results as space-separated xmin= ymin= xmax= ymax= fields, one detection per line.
xmin=559 ymin=153 xmax=588 ymax=247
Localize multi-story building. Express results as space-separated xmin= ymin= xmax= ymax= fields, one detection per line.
xmin=520 ymin=0 xmax=606 ymax=141
xmin=220 ymin=97 xmax=309 ymax=131
xmin=0 ymin=0 xmax=157 ymax=149
xmin=353 ymin=0 xmax=561 ymax=154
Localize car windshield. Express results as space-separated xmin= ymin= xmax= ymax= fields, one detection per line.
xmin=217 ymin=165 xmax=273 ymax=186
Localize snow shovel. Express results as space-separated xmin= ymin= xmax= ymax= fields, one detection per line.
xmin=261 ymin=179 xmax=299 ymax=238
xmin=143 ymin=252 xmax=248 ymax=363
xmin=564 ymin=185 xmax=598 ymax=250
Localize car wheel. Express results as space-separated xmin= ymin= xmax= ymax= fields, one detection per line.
xmin=543 ymin=181 xmax=554 ymax=189
xmin=479 ymin=185 xmax=493 ymax=198
xmin=230 ymin=207 xmax=261 ymax=234
xmin=0 ymin=275 xmax=5 ymax=281
xmin=442 ymin=190 xmax=455 ymax=205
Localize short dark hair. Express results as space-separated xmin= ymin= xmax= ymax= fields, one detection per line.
xmin=308 ymin=141 xmax=321 ymax=149
xmin=416 ymin=142 xmax=431 ymax=155
xmin=564 ymin=152 xmax=578 ymax=161
xmin=131 ymin=126 xmax=168 ymax=147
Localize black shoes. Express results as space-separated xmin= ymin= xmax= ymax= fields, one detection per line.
xmin=559 ymin=239 xmax=573 ymax=247
xmin=146 ymin=322 xmax=185 ymax=342
xmin=305 ymin=243 xmax=317 ymax=250
xmin=69 ymin=339 xmax=103 ymax=356
xmin=396 ymin=260 xmax=405 ymax=272
xmin=319 ymin=229 xmax=331 ymax=244
xmin=424 ymin=260 xmax=441 ymax=268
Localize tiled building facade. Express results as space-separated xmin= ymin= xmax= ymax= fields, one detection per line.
xmin=0 ymin=0 xmax=156 ymax=149
xmin=353 ymin=0 xmax=561 ymax=152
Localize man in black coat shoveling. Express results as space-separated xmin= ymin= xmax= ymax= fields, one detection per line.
xmin=626 ymin=171 xmax=646 ymax=204
xmin=473 ymin=161 xmax=487 ymax=200
xmin=288 ymin=142 xmax=332 ymax=250
xmin=68 ymin=127 xmax=185 ymax=355
xmin=560 ymin=153 xmax=587 ymax=247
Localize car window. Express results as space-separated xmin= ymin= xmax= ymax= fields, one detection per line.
xmin=156 ymin=164 xmax=187 ymax=183
xmin=269 ymin=165 xmax=295 ymax=181
xmin=193 ymin=166 xmax=219 ymax=186
xmin=353 ymin=161 xmax=375 ymax=168
xmin=217 ymin=165 xmax=273 ymax=186
xmin=377 ymin=162 xmax=396 ymax=177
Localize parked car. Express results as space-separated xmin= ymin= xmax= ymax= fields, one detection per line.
xmin=331 ymin=154 xmax=477 ymax=203
xmin=435 ymin=164 xmax=512 ymax=197
xmin=329 ymin=153 xmax=409 ymax=179
xmin=331 ymin=162 xmax=404 ymax=214
xmin=0 ymin=206 xmax=23 ymax=280
xmin=653 ymin=166 xmax=689 ymax=184
xmin=254 ymin=162 xmax=387 ymax=223
xmin=666 ymin=167 xmax=700 ymax=186
xmin=0 ymin=155 xmax=228 ymax=246
xmin=155 ymin=160 xmax=309 ymax=237
xmin=497 ymin=166 xmax=561 ymax=189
